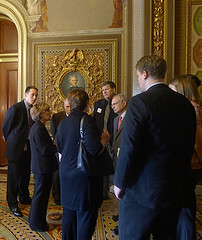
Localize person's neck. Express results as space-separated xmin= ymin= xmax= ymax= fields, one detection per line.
xmin=25 ymin=99 xmax=31 ymax=106
xmin=144 ymin=78 xmax=164 ymax=91
xmin=118 ymin=109 xmax=126 ymax=116
xmin=40 ymin=119 xmax=46 ymax=125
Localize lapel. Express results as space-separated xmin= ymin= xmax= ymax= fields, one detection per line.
xmin=114 ymin=118 xmax=124 ymax=140
xmin=21 ymin=100 xmax=28 ymax=124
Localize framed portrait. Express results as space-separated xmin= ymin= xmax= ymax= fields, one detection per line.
xmin=60 ymin=71 xmax=86 ymax=98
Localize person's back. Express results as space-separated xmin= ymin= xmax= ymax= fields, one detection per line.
xmin=113 ymin=55 xmax=196 ymax=240
xmin=124 ymin=84 xmax=196 ymax=208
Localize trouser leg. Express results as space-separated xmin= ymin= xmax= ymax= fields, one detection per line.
xmin=29 ymin=173 xmax=52 ymax=229
xmin=7 ymin=161 xmax=20 ymax=208
xmin=18 ymin=146 xmax=31 ymax=202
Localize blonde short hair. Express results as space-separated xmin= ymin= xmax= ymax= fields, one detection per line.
xmin=30 ymin=102 xmax=50 ymax=121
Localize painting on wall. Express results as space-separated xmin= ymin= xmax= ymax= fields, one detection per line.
xmin=188 ymin=0 xmax=202 ymax=95
xmin=109 ymin=0 xmax=123 ymax=28
xmin=59 ymin=71 xmax=86 ymax=98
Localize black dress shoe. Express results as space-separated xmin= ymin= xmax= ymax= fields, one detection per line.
xmin=54 ymin=199 xmax=61 ymax=205
xmin=20 ymin=197 xmax=32 ymax=205
xmin=112 ymin=225 xmax=119 ymax=235
xmin=30 ymin=225 xmax=49 ymax=232
xmin=112 ymin=215 xmax=119 ymax=222
xmin=10 ymin=207 xmax=23 ymax=217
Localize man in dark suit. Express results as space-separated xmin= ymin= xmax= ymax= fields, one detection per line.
xmin=94 ymin=81 xmax=117 ymax=199
xmin=50 ymin=98 xmax=70 ymax=205
xmin=114 ymin=55 xmax=196 ymax=239
xmin=2 ymin=86 xmax=38 ymax=217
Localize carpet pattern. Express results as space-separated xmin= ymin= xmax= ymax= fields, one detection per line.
xmin=0 ymin=173 xmax=119 ymax=240
xmin=0 ymin=172 xmax=202 ymax=239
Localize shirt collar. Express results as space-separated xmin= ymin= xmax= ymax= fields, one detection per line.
xmin=146 ymin=82 xmax=166 ymax=91
xmin=120 ymin=110 xmax=126 ymax=120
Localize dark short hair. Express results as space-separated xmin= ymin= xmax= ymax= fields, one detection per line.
xmin=136 ymin=55 xmax=166 ymax=79
xmin=101 ymin=81 xmax=116 ymax=89
xmin=25 ymin=86 xmax=38 ymax=93
xmin=67 ymin=89 xmax=89 ymax=112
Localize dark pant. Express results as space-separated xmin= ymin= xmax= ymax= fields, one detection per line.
xmin=62 ymin=207 xmax=98 ymax=240
xmin=177 ymin=207 xmax=196 ymax=240
xmin=118 ymin=197 xmax=180 ymax=240
xmin=177 ymin=170 xmax=199 ymax=240
xmin=7 ymin=148 xmax=31 ymax=209
xmin=29 ymin=173 xmax=52 ymax=229
xmin=52 ymin=153 xmax=60 ymax=203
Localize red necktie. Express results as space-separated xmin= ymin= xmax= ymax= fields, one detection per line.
xmin=117 ymin=115 xmax=122 ymax=131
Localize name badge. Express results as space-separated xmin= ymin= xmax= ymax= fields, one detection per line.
xmin=97 ymin=108 xmax=102 ymax=113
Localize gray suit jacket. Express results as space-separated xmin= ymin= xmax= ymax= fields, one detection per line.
xmin=111 ymin=114 xmax=125 ymax=168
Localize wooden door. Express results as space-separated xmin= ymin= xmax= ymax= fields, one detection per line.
xmin=0 ymin=63 xmax=18 ymax=166
xmin=0 ymin=19 xmax=18 ymax=166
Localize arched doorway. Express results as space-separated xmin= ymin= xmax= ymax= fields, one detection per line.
xmin=0 ymin=18 xmax=18 ymax=166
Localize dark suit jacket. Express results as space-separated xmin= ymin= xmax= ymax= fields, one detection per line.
xmin=94 ymin=98 xmax=117 ymax=145
xmin=56 ymin=111 xmax=103 ymax=210
xmin=2 ymin=100 xmax=30 ymax=161
xmin=30 ymin=121 xmax=58 ymax=174
xmin=114 ymin=84 xmax=196 ymax=209
xmin=50 ymin=111 xmax=66 ymax=139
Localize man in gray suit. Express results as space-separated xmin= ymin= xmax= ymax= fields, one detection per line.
xmin=110 ymin=93 xmax=127 ymax=235
xmin=111 ymin=94 xmax=127 ymax=168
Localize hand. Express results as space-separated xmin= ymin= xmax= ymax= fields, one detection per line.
xmin=101 ymin=130 xmax=110 ymax=146
xmin=114 ymin=185 xmax=125 ymax=200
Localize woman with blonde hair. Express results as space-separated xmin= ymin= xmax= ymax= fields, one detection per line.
xmin=169 ymin=75 xmax=202 ymax=240
xmin=29 ymin=102 xmax=58 ymax=232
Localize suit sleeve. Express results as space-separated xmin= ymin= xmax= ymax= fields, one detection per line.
xmin=93 ymin=101 xmax=98 ymax=117
xmin=33 ymin=126 xmax=57 ymax=156
xmin=83 ymin=116 xmax=103 ymax=156
xmin=113 ymin=96 xmax=148 ymax=189
xmin=50 ymin=115 xmax=56 ymax=139
xmin=2 ymin=106 xmax=16 ymax=141
xmin=195 ymin=106 xmax=202 ymax=164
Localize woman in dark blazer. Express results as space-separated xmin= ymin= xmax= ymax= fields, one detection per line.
xmin=56 ymin=89 xmax=110 ymax=240
xmin=29 ymin=102 xmax=58 ymax=232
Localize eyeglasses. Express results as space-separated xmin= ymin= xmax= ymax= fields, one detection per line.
xmin=111 ymin=101 xmax=120 ymax=107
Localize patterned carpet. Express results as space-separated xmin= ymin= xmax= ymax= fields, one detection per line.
xmin=0 ymin=172 xmax=119 ymax=240
xmin=0 ymin=171 xmax=202 ymax=240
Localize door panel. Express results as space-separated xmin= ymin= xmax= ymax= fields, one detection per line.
xmin=0 ymin=62 xmax=18 ymax=166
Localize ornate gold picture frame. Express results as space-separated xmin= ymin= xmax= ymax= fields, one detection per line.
xmin=31 ymin=36 xmax=121 ymax=114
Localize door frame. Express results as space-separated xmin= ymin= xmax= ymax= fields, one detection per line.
xmin=0 ymin=0 xmax=27 ymax=100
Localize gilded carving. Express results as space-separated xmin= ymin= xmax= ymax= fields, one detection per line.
xmin=45 ymin=49 xmax=106 ymax=114
xmin=152 ymin=0 xmax=165 ymax=57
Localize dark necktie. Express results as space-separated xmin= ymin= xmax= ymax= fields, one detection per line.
xmin=28 ymin=108 xmax=33 ymax=128
xmin=117 ymin=115 xmax=122 ymax=131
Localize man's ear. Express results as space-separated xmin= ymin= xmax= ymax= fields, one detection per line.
xmin=143 ymin=71 xmax=149 ymax=79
